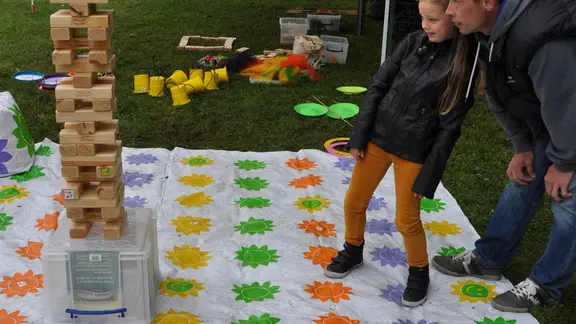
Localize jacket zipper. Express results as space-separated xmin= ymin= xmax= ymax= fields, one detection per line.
xmin=392 ymin=51 xmax=437 ymax=122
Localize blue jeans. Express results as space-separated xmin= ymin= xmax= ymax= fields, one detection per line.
xmin=474 ymin=135 xmax=576 ymax=299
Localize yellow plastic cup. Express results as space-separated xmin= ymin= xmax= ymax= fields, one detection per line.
xmin=149 ymin=76 xmax=165 ymax=97
xmin=182 ymin=77 xmax=204 ymax=93
xmin=170 ymin=85 xmax=191 ymax=106
xmin=166 ymin=70 xmax=188 ymax=89
xmin=203 ymin=70 xmax=219 ymax=90
xmin=189 ymin=69 xmax=204 ymax=81
xmin=215 ymin=67 xmax=228 ymax=83
xmin=133 ymin=74 xmax=150 ymax=94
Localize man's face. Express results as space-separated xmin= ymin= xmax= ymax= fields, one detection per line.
xmin=446 ymin=0 xmax=491 ymax=34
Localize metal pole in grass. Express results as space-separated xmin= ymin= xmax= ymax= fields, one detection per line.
xmin=311 ymin=95 xmax=354 ymax=128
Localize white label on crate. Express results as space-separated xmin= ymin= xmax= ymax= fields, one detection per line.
xmin=63 ymin=189 xmax=74 ymax=200
xmin=89 ymin=254 xmax=102 ymax=262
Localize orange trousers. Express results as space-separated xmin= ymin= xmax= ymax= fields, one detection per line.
xmin=345 ymin=142 xmax=428 ymax=267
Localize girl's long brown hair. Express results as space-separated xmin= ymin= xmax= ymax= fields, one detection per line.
xmin=425 ymin=0 xmax=470 ymax=115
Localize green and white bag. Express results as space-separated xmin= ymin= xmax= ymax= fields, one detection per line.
xmin=0 ymin=92 xmax=35 ymax=177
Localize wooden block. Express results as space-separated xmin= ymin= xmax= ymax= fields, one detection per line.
xmin=62 ymin=182 xmax=84 ymax=200
xmin=104 ymin=210 xmax=126 ymax=239
xmin=56 ymin=99 xmax=78 ymax=112
xmin=51 ymin=28 xmax=72 ymax=41
xmin=56 ymin=81 xmax=114 ymax=100
xmin=66 ymin=207 xmax=85 ymax=219
xmin=60 ymin=75 xmax=115 ymax=86
xmin=61 ymin=141 xmax=121 ymax=166
xmin=56 ymin=107 xmax=114 ymax=123
xmin=61 ymin=120 xmax=117 ymax=144
xmin=67 ymin=207 xmax=123 ymax=222
xmin=63 ymin=182 xmax=124 ymax=208
xmin=55 ymin=54 xmax=116 ymax=73
xmin=93 ymin=99 xmax=113 ymax=112
xmin=59 ymin=144 xmax=78 ymax=156
xmin=88 ymin=28 xmax=109 ymax=41
xmin=52 ymin=49 xmax=76 ymax=65
xmin=70 ymin=221 xmax=92 ymax=239
xmin=69 ymin=3 xmax=96 ymax=17
xmin=97 ymin=181 xmax=120 ymax=199
xmin=89 ymin=50 xmax=113 ymax=64
xmin=70 ymin=121 xmax=98 ymax=134
xmin=50 ymin=9 xmax=113 ymax=28
xmin=73 ymin=72 xmax=97 ymax=88
xmin=61 ymin=165 xmax=80 ymax=178
xmin=96 ymin=161 xmax=121 ymax=179
xmin=101 ymin=207 xmax=123 ymax=220
xmin=54 ymin=37 xmax=111 ymax=50
xmin=77 ymin=144 xmax=96 ymax=156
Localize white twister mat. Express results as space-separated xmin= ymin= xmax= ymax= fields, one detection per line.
xmin=0 ymin=139 xmax=539 ymax=324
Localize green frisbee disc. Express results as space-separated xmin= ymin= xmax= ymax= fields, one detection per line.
xmin=294 ymin=103 xmax=328 ymax=117
xmin=327 ymin=103 xmax=360 ymax=119
xmin=336 ymin=86 xmax=368 ymax=95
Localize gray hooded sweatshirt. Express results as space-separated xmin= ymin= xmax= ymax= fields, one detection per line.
xmin=469 ymin=0 xmax=576 ymax=172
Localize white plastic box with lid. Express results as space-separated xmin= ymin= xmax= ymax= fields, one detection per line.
xmin=307 ymin=14 xmax=342 ymax=32
xmin=321 ymin=35 xmax=349 ymax=64
xmin=42 ymin=209 xmax=158 ymax=324
xmin=279 ymin=17 xmax=308 ymax=44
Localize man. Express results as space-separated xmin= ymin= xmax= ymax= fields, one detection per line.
xmin=432 ymin=0 xmax=576 ymax=313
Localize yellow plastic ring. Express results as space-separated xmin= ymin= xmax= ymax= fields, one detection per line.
xmin=324 ymin=137 xmax=351 ymax=156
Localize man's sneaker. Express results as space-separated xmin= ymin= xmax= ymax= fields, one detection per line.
xmin=491 ymin=278 xmax=556 ymax=313
xmin=324 ymin=242 xmax=363 ymax=279
xmin=431 ymin=250 xmax=503 ymax=281
xmin=402 ymin=265 xmax=430 ymax=307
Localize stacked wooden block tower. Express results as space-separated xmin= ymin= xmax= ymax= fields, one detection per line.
xmin=50 ymin=0 xmax=125 ymax=239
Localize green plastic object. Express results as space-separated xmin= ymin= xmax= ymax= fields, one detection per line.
xmin=327 ymin=103 xmax=359 ymax=119
xmin=336 ymin=86 xmax=368 ymax=95
xmin=294 ymin=103 xmax=328 ymax=117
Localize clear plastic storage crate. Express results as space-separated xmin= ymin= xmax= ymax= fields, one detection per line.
xmin=279 ymin=17 xmax=308 ymax=44
xmin=307 ymin=14 xmax=341 ymax=32
xmin=42 ymin=209 xmax=157 ymax=323
xmin=321 ymin=35 xmax=349 ymax=64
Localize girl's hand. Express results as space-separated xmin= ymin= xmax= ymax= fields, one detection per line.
xmin=413 ymin=192 xmax=424 ymax=199
xmin=350 ymin=148 xmax=365 ymax=161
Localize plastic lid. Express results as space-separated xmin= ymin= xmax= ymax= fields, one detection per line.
xmin=43 ymin=209 xmax=153 ymax=253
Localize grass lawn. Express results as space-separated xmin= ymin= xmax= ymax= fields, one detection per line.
xmin=0 ymin=0 xmax=574 ymax=322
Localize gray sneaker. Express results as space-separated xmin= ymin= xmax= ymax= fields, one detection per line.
xmin=431 ymin=250 xmax=503 ymax=281
xmin=491 ymin=278 xmax=555 ymax=313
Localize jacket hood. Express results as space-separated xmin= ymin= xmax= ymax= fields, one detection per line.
xmin=488 ymin=0 xmax=536 ymax=44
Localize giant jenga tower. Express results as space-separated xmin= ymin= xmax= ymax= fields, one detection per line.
xmin=50 ymin=0 xmax=125 ymax=239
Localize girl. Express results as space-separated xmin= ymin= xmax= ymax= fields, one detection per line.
xmin=324 ymin=0 xmax=477 ymax=307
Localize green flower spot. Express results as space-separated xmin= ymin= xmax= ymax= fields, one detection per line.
xmin=10 ymin=104 xmax=34 ymax=157
xmin=188 ymin=158 xmax=208 ymax=165
xmin=234 ymin=217 xmax=275 ymax=235
xmin=232 ymin=281 xmax=280 ymax=303
xmin=10 ymin=166 xmax=46 ymax=183
xmin=437 ymin=246 xmax=466 ymax=257
xmin=35 ymin=145 xmax=53 ymax=156
xmin=0 ymin=213 xmax=14 ymax=231
xmin=232 ymin=313 xmax=281 ymax=324
xmin=475 ymin=317 xmax=516 ymax=324
xmin=235 ymin=245 xmax=280 ymax=268
xmin=462 ymin=284 xmax=490 ymax=298
xmin=235 ymin=177 xmax=269 ymax=191
xmin=235 ymin=197 xmax=271 ymax=209
xmin=421 ymin=198 xmax=446 ymax=213
xmin=0 ymin=187 xmax=22 ymax=201
xmin=301 ymin=199 xmax=323 ymax=209
xmin=234 ymin=160 xmax=266 ymax=171
xmin=166 ymin=281 xmax=194 ymax=293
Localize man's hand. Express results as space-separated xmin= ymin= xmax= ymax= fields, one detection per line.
xmin=507 ymin=152 xmax=536 ymax=185
xmin=350 ymin=148 xmax=365 ymax=161
xmin=544 ymin=165 xmax=574 ymax=202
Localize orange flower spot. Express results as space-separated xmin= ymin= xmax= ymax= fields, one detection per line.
xmin=34 ymin=211 xmax=59 ymax=232
xmin=299 ymin=219 xmax=336 ymax=237
xmin=303 ymin=245 xmax=339 ymax=269
xmin=16 ymin=242 xmax=43 ymax=260
xmin=289 ymin=174 xmax=323 ymax=188
xmin=51 ymin=193 xmax=63 ymax=206
xmin=305 ymin=281 xmax=353 ymax=303
xmin=285 ymin=158 xmax=317 ymax=171
xmin=0 ymin=309 xmax=28 ymax=324
xmin=313 ymin=312 xmax=361 ymax=324
xmin=0 ymin=270 xmax=43 ymax=298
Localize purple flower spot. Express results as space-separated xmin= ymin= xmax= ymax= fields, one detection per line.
xmin=342 ymin=177 xmax=351 ymax=185
xmin=368 ymin=196 xmax=388 ymax=211
xmin=334 ymin=157 xmax=355 ymax=172
xmin=371 ymin=247 xmax=407 ymax=268
xmin=122 ymin=172 xmax=154 ymax=188
xmin=379 ymin=284 xmax=405 ymax=306
xmin=124 ymin=196 xmax=147 ymax=208
xmin=125 ymin=153 xmax=159 ymax=166
xmin=0 ymin=139 xmax=14 ymax=176
xmin=366 ymin=219 xmax=397 ymax=236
